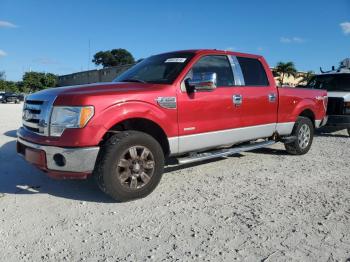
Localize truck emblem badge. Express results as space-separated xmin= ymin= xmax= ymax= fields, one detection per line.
xmin=155 ymin=97 xmax=177 ymax=109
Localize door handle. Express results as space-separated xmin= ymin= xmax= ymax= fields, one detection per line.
xmin=233 ymin=94 xmax=243 ymax=106
xmin=268 ymin=93 xmax=277 ymax=102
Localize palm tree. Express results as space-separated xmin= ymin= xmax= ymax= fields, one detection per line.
xmin=274 ymin=62 xmax=298 ymax=86
xmin=297 ymin=71 xmax=314 ymax=85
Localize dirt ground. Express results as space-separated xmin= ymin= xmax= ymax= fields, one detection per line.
xmin=0 ymin=103 xmax=349 ymax=261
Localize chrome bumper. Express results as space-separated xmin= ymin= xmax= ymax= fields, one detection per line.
xmin=17 ymin=137 xmax=99 ymax=173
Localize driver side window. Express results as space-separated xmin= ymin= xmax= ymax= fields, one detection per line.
xmin=186 ymin=55 xmax=235 ymax=87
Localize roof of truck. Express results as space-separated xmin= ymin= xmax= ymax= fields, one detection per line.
xmin=159 ymin=49 xmax=262 ymax=59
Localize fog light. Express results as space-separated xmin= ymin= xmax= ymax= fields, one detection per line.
xmin=53 ymin=154 xmax=66 ymax=167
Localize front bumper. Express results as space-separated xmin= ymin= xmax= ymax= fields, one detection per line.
xmin=17 ymin=137 xmax=100 ymax=179
xmin=326 ymin=115 xmax=350 ymax=129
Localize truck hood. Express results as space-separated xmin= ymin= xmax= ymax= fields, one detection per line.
xmin=28 ymin=82 xmax=163 ymax=99
xmin=327 ymin=91 xmax=350 ymax=101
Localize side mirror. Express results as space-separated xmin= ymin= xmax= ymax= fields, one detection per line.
xmin=185 ymin=72 xmax=217 ymax=92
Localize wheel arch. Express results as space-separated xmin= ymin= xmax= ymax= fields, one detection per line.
xmin=101 ymin=118 xmax=171 ymax=157
xmin=298 ymin=108 xmax=316 ymax=127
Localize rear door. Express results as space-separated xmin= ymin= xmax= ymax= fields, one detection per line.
xmin=234 ymin=56 xmax=278 ymax=135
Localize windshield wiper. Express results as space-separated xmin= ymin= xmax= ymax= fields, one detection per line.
xmin=120 ymin=78 xmax=147 ymax=83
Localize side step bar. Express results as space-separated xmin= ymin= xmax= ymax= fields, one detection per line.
xmin=176 ymin=140 xmax=276 ymax=165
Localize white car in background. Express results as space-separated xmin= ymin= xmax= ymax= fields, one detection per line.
xmin=306 ymin=59 xmax=350 ymax=136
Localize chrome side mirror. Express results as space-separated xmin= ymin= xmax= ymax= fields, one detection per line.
xmin=186 ymin=72 xmax=217 ymax=92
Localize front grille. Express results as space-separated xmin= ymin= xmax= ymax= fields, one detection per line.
xmin=327 ymin=97 xmax=344 ymax=115
xmin=23 ymin=100 xmax=45 ymax=134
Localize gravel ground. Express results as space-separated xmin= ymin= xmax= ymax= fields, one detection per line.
xmin=0 ymin=103 xmax=350 ymax=262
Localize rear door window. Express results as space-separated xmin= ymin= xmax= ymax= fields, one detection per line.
xmin=237 ymin=57 xmax=269 ymax=86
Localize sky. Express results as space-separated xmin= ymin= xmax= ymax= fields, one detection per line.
xmin=0 ymin=0 xmax=349 ymax=81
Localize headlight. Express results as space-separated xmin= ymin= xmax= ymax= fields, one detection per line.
xmin=50 ymin=106 xmax=94 ymax=137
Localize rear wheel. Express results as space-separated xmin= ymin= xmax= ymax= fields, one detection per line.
xmin=285 ymin=117 xmax=314 ymax=155
xmin=94 ymin=131 xmax=164 ymax=201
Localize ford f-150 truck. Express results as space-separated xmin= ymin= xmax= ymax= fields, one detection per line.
xmin=17 ymin=49 xmax=328 ymax=201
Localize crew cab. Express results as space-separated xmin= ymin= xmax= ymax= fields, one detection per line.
xmin=17 ymin=49 xmax=328 ymax=201
xmin=305 ymin=59 xmax=350 ymax=136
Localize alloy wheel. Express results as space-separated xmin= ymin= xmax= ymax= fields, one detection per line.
xmin=298 ymin=124 xmax=311 ymax=149
xmin=116 ymin=146 xmax=155 ymax=190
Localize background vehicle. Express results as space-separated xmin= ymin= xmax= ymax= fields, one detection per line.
xmin=17 ymin=49 xmax=328 ymax=201
xmin=306 ymin=58 xmax=350 ymax=136
xmin=1 ymin=93 xmax=21 ymax=104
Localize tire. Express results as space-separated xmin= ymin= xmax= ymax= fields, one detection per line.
xmin=284 ymin=116 xmax=314 ymax=155
xmin=93 ymin=131 xmax=164 ymax=202
xmin=347 ymin=128 xmax=350 ymax=137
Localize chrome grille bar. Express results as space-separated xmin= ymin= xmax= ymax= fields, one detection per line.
xmin=24 ymin=103 xmax=42 ymax=111
xmin=22 ymin=97 xmax=54 ymax=136
xmin=23 ymin=120 xmax=39 ymax=129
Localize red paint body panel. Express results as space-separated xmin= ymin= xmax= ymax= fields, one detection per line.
xmin=17 ymin=49 xmax=327 ymax=180
xmin=277 ymin=87 xmax=327 ymax=123
xmin=177 ymin=87 xmax=242 ymax=135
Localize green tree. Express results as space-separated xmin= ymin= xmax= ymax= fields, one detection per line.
xmin=92 ymin=48 xmax=135 ymax=68
xmin=0 ymin=80 xmax=6 ymax=92
xmin=275 ymin=62 xmax=298 ymax=86
xmin=0 ymin=80 xmax=20 ymax=93
xmin=23 ymin=72 xmax=58 ymax=92
xmin=297 ymin=71 xmax=314 ymax=85
xmin=5 ymin=81 xmax=19 ymax=93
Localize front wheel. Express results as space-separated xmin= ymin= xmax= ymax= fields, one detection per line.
xmin=94 ymin=131 xmax=164 ymax=202
xmin=284 ymin=117 xmax=314 ymax=155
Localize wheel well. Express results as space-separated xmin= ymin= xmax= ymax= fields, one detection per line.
xmin=299 ymin=109 xmax=315 ymax=126
xmin=102 ymin=118 xmax=170 ymax=156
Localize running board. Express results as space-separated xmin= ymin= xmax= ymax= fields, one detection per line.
xmin=176 ymin=140 xmax=276 ymax=165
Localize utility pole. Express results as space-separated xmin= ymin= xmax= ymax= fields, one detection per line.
xmin=88 ymin=39 xmax=91 ymax=83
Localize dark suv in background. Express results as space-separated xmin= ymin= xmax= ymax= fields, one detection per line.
xmin=0 ymin=92 xmax=22 ymax=103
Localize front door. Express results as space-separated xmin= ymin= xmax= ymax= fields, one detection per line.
xmin=177 ymin=55 xmax=242 ymax=153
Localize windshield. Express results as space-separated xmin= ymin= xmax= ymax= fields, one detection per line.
xmin=114 ymin=52 xmax=195 ymax=84
xmin=307 ymin=74 xmax=350 ymax=91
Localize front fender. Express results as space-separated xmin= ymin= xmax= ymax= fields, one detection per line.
xmin=92 ymin=100 xmax=178 ymax=139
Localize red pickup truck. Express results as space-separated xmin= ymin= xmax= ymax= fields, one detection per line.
xmin=17 ymin=49 xmax=328 ymax=201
